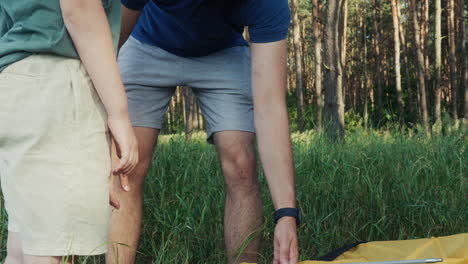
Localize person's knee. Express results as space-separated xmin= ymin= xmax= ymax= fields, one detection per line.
xmin=112 ymin=154 xmax=152 ymax=202
xmin=124 ymin=126 xmax=159 ymax=194
xmin=221 ymin=146 xmax=257 ymax=192
xmin=129 ymin=155 xmax=153 ymax=188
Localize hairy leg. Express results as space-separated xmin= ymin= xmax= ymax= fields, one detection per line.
xmin=107 ymin=127 xmax=159 ymax=264
xmin=214 ymin=131 xmax=263 ymax=264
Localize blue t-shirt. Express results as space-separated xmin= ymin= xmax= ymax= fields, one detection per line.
xmin=121 ymin=0 xmax=291 ymax=57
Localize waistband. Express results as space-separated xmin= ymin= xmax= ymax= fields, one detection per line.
xmin=1 ymin=54 xmax=84 ymax=78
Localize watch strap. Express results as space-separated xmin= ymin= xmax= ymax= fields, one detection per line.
xmin=274 ymin=208 xmax=301 ymax=225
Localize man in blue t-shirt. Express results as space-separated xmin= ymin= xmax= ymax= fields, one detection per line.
xmin=110 ymin=1 xmax=300 ymax=263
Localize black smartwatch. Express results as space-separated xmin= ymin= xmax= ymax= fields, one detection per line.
xmin=274 ymin=208 xmax=302 ymax=226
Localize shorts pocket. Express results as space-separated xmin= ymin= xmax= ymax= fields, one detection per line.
xmin=40 ymin=72 xmax=79 ymax=131
xmin=66 ymin=62 xmax=108 ymax=134
xmin=242 ymin=47 xmax=253 ymax=101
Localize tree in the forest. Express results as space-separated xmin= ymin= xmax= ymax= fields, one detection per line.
xmin=409 ymin=0 xmax=430 ymax=136
xmin=323 ymin=0 xmax=346 ymax=139
xmin=372 ymin=0 xmax=383 ymax=119
xmin=447 ymin=0 xmax=458 ymax=125
xmin=434 ymin=0 xmax=443 ymax=128
xmin=340 ymin=0 xmax=348 ymax=106
xmin=312 ymin=0 xmax=323 ymax=133
xmin=396 ymin=0 xmax=415 ymax=118
xmin=184 ymin=87 xmax=196 ymax=139
xmin=458 ymin=0 xmax=467 ymax=128
xmin=361 ymin=0 xmax=370 ymax=129
xmin=390 ymin=0 xmax=405 ymax=125
xmin=290 ymin=0 xmax=306 ymax=132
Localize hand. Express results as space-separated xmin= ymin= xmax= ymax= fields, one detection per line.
xmin=273 ymin=217 xmax=298 ymax=264
xmin=109 ymin=173 xmax=120 ymax=209
xmin=108 ymin=114 xmax=139 ymax=192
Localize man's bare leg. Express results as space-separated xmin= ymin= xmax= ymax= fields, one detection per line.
xmin=107 ymin=127 xmax=159 ymax=264
xmin=214 ymin=131 xmax=263 ymax=264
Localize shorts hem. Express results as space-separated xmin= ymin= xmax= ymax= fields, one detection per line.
xmin=22 ymin=245 xmax=107 ymax=257
xmin=207 ymin=126 xmax=256 ymax=144
xmin=131 ymin=119 xmax=162 ymax=130
xmin=7 ymin=226 xmax=20 ymax=233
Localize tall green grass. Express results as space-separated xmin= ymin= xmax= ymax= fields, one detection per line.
xmin=1 ymin=129 xmax=466 ymax=263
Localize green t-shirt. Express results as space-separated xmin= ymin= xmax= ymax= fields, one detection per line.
xmin=0 ymin=0 xmax=121 ymax=71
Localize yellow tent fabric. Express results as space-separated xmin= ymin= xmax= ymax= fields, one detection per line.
xmin=243 ymin=233 xmax=467 ymax=264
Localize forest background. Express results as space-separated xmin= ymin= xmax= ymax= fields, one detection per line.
xmin=168 ymin=0 xmax=467 ymax=138
xmin=0 ymin=0 xmax=466 ymax=263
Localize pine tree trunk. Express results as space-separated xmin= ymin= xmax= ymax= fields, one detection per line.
xmin=372 ymin=0 xmax=383 ymax=120
xmin=352 ymin=1 xmax=363 ymax=110
xmin=459 ymin=0 xmax=468 ymax=128
xmin=434 ymin=0 xmax=443 ymax=127
xmin=447 ymin=0 xmax=458 ymax=124
xmin=409 ymin=0 xmax=431 ymax=136
xmin=301 ymin=19 xmax=311 ymax=103
xmin=291 ymin=0 xmax=305 ymax=132
xmin=312 ymin=0 xmax=323 ymax=134
xmin=179 ymin=86 xmax=185 ymax=129
xmin=379 ymin=3 xmax=388 ymax=89
xmin=324 ymin=0 xmax=345 ymax=139
xmin=421 ymin=0 xmax=430 ymax=79
xmin=340 ymin=0 xmax=348 ymax=109
xmin=184 ymin=87 xmax=194 ymax=139
xmin=362 ymin=0 xmax=369 ymax=129
xmin=397 ymin=0 xmax=415 ymax=119
xmin=191 ymin=97 xmax=198 ymax=131
xmin=391 ymin=0 xmax=405 ymax=125
xmin=197 ymin=105 xmax=203 ymax=130
xmin=169 ymin=95 xmax=176 ymax=133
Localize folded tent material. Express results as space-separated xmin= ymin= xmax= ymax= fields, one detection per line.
xmin=242 ymin=233 xmax=467 ymax=264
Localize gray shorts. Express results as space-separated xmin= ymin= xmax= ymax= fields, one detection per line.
xmin=118 ymin=37 xmax=254 ymax=143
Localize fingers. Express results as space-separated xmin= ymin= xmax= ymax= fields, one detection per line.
xmin=113 ymin=152 xmax=137 ymax=193
xmin=112 ymin=142 xmax=138 ymax=192
xmin=109 ymin=172 xmax=120 ymax=209
xmin=279 ymin=238 xmax=290 ymax=264
xmin=119 ymin=173 xmax=130 ymax=192
xmin=289 ymin=237 xmax=299 ymax=264
xmin=112 ymin=153 xmax=127 ymax=175
xmin=274 ymin=217 xmax=299 ymax=264
xmin=109 ymin=189 xmax=120 ymax=209
xmin=109 ymin=195 xmax=120 ymax=209
xmin=112 ymin=143 xmax=138 ymax=176
xmin=273 ymin=238 xmax=280 ymax=264
xmin=115 ymin=149 xmax=138 ymax=192
xmin=108 ymin=119 xmax=139 ymax=192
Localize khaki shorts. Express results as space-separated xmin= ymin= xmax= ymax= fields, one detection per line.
xmin=0 ymin=55 xmax=111 ymax=256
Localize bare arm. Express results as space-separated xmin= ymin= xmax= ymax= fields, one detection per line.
xmin=251 ymin=40 xmax=296 ymax=209
xmin=61 ymin=0 xmax=128 ymax=118
xmin=60 ymin=0 xmax=138 ymax=179
xmin=119 ymin=5 xmax=141 ymax=49
xmin=251 ymin=40 xmax=298 ymax=264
